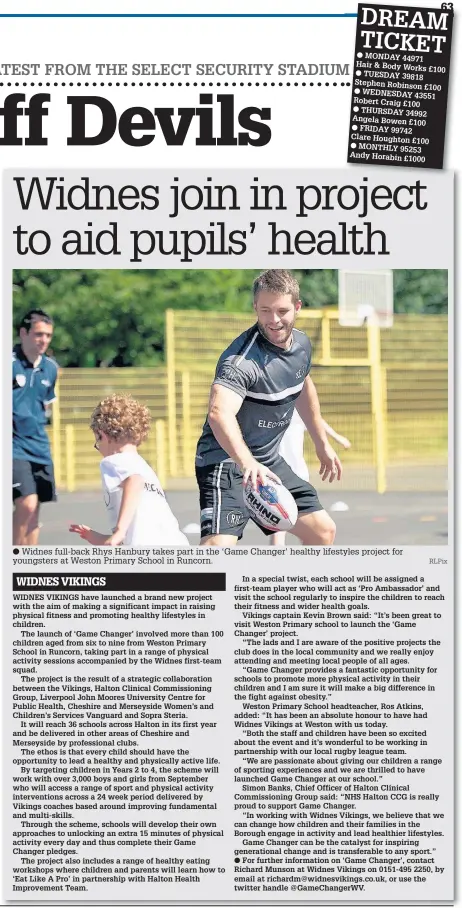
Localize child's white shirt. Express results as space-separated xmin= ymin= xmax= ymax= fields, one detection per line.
xmin=100 ymin=451 xmax=189 ymax=546
xmin=278 ymin=410 xmax=310 ymax=481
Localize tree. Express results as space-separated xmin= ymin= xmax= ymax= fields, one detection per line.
xmin=13 ymin=268 xmax=447 ymax=366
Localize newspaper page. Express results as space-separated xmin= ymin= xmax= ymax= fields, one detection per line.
xmin=2 ymin=0 xmax=458 ymax=904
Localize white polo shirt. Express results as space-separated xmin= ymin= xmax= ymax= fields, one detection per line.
xmin=278 ymin=410 xmax=310 ymax=481
xmin=100 ymin=451 xmax=189 ymax=546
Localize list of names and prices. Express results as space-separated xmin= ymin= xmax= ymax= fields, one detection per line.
xmin=348 ymin=4 xmax=453 ymax=168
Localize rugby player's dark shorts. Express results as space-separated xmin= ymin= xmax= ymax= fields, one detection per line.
xmin=196 ymin=455 xmax=323 ymax=540
xmin=13 ymin=459 xmax=57 ymax=503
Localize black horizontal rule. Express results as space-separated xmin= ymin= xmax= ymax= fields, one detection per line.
xmin=348 ymin=3 xmax=453 ymax=168
xmin=12 ymin=573 xmax=226 ymax=592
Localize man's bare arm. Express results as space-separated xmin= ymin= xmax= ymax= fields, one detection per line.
xmin=323 ymin=421 xmax=351 ymax=449
xmin=208 ymin=384 xmax=280 ymax=487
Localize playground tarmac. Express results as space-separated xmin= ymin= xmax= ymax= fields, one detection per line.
xmin=36 ymin=488 xmax=448 ymax=547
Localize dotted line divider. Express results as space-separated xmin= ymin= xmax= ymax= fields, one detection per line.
xmin=0 ymin=81 xmax=351 ymax=88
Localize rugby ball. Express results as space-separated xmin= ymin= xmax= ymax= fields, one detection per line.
xmin=243 ymin=479 xmax=298 ymax=531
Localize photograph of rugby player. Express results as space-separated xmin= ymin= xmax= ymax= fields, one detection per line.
xmin=196 ymin=270 xmax=339 ymax=546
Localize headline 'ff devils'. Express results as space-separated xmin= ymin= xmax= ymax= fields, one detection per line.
xmin=0 ymin=93 xmax=272 ymax=147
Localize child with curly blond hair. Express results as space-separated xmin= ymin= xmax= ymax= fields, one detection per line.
xmin=70 ymin=394 xmax=188 ymax=546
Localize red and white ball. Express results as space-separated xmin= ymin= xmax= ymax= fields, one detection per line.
xmin=243 ymin=479 xmax=298 ymax=531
